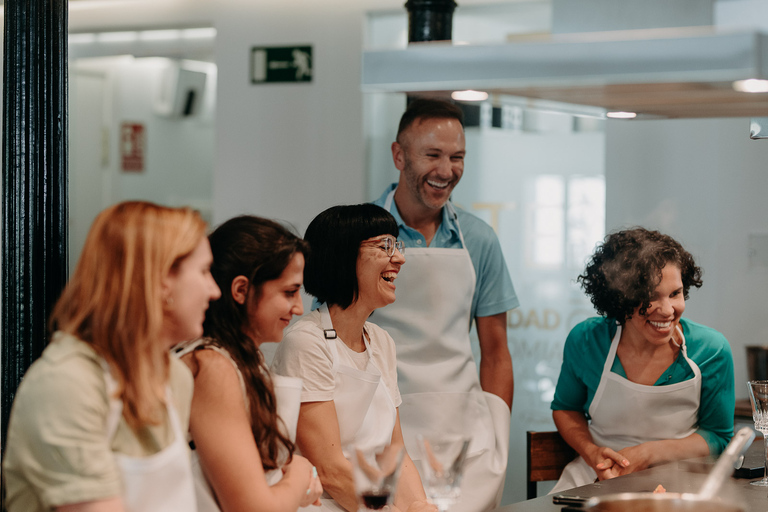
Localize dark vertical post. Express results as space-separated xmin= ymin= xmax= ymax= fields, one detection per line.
xmin=404 ymin=0 xmax=457 ymax=43
xmin=403 ymin=0 xmax=457 ymax=107
xmin=2 ymin=0 xmax=69 ymax=461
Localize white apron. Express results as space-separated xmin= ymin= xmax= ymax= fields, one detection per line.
xmin=369 ymin=190 xmax=510 ymax=512
xmin=310 ymin=304 xmax=398 ymax=512
xmin=102 ymin=363 xmax=197 ymax=512
xmin=551 ymin=324 xmax=702 ymax=493
xmin=174 ymin=340 xmax=303 ymax=511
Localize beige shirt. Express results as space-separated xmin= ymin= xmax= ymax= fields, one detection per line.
xmin=3 ymin=332 xmax=193 ymax=511
xmin=271 ymin=309 xmax=402 ymax=407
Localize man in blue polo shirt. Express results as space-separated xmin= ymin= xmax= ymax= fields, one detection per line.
xmin=370 ymin=99 xmax=519 ymax=512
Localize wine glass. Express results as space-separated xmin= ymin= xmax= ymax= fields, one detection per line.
xmin=348 ymin=443 xmax=405 ymax=511
xmin=747 ymin=380 xmax=768 ymax=486
xmin=416 ymin=435 xmax=471 ymax=512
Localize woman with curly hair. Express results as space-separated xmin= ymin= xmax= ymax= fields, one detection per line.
xmin=550 ymin=227 xmax=735 ymax=493
xmin=174 ymin=216 xmax=322 ymax=512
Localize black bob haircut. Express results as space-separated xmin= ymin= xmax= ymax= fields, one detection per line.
xmin=396 ymin=98 xmax=464 ymax=143
xmin=578 ymin=227 xmax=703 ymax=324
xmin=304 ymin=203 xmax=399 ymax=309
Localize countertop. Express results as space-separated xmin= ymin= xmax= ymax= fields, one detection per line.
xmin=499 ymin=439 xmax=768 ymax=512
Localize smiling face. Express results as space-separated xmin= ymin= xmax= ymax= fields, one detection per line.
xmin=355 ymin=235 xmax=406 ymax=312
xmin=162 ymin=238 xmax=222 ymax=347
xmin=248 ymin=252 xmax=305 ymax=345
xmin=625 ymin=264 xmax=686 ymax=346
xmin=393 ymin=117 xmax=465 ymax=213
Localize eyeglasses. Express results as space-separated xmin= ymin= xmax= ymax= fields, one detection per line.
xmin=364 ymin=236 xmax=405 ymax=258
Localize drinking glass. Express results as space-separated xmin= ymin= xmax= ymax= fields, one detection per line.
xmin=416 ymin=435 xmax=471 ymax=512
xmin=747 ymin=380 xmax=768 ymax=486
xmin=348 ymin=443 xmax=405 ymax=511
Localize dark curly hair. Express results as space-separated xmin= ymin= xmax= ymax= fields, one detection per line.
xmin=194 ymin=216 xmax=309 ymax=471
xmin=578 ymin=227 xmax=702 ymax=324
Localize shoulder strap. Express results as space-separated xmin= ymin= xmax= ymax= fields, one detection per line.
xmin=319 ymin=303 xmax=340 ymax=372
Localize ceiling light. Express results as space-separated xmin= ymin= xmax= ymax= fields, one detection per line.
xmin=97 ymin=31 xmax=138 ymax=43
xmin=69 ymin=33 xmax=97 ymax=44
xmin=139 ymin=30 xmax=181 ymax=41
xmin=606 ymin=111 xmax=637 ymax=119
xmin=451 ymin=90 xmax=489 ymax=101
xmin=182 ymin=28 xmax=217 ymax=40
xmin=733 ymin=79 xmax=768 ymax=93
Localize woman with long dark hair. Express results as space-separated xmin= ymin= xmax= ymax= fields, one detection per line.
xmin=175 ymin=215 xmax=322 ymax=512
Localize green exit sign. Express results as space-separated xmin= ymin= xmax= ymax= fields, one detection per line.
xmin=251 ymin=45 xmax=313 ymax=84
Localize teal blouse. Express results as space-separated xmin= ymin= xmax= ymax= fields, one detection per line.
xmin=551 ymin=317 xmax=735 ymax=454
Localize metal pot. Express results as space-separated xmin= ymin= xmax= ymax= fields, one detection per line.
xmin=580 ymin=428 xmax=755 ymax=512
xmin=582 ymin=492 xmax=742 ymax=512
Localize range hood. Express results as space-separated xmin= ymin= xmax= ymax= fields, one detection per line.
xmin=362 ymin=0 xmax=768 ymax=121
xmin=361 ymin=26 xmax=768 ymax=119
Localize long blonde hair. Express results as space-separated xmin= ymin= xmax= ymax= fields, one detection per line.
xmin=50 ymin=201 xmax=207 ymax=430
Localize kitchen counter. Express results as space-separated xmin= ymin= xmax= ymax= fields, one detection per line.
xmin=499 ymin=440 xmax=768 ymax=512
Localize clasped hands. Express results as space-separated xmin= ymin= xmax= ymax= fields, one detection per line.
xmin=588 ymin=443 xmax=654 ymax=480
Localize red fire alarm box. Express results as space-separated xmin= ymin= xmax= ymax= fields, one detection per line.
xmin=121 ymin=122 xmax=145 ymax=172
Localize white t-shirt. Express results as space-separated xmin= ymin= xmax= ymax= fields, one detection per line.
xmin=271 ymin=309 xmax=402 ymax=408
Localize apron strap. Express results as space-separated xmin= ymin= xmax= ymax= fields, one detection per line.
xmin=319 ymin=303 xmax=340 ymax=372
xmin=100 ymin=359 xmax=181 ymax=442
xmin=100 ymin=359 xmax=124 ymax=440
xmin=675 ymin=325 xmax=702 ymax=380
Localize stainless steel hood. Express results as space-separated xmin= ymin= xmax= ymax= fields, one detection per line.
xmin=361 ymin=26 xmax=768 ymax=119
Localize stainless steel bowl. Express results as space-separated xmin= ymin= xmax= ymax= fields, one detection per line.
xmin=582 ymin=492 xmax=743 ymax=512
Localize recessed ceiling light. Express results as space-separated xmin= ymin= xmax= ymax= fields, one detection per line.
xmin=182 ymin=28 xmax=217 ymax=40
xmin=733 ymin=79 xmax=768 ymax=93
xmin=606 ymin=111 xmax=637 ymax=119
xmin=139 ymin=30 xmax=181 ymax=42
xmin=97 ymin=31 xmax=138 ymax=43
xmin=69 ymin=33 xmax=97 ymax=44
xmin=451 ymin=90 xmax=489 ymax=101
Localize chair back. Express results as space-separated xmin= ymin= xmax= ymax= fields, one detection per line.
xmin=526 ymin=430 xmax=576 ymax=499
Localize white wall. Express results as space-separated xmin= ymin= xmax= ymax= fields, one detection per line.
xmin=605 ymin=117 xmax=768 ymax=401
xmin=68 ymin=0 xmax=214 ymax=33
xmin=69 ymin=56 xmax=216 ymax=268
xmin=211 ymin=0 xmax=547 ymax=232
xmin=212 ymin=0 xmax=374 ymax=232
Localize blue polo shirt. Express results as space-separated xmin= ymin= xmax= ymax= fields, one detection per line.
xmin=373 ymin=183 xmax=519 ymax=321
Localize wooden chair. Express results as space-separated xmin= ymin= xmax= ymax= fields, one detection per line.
xmin=526 ymin=430 xmax=577 ymax=499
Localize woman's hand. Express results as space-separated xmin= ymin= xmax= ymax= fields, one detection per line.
xmin=298 ymin=464 xmax=323 ymax=507
xmin=403 ymin=499 xmax=437 ymax=512
xmin=586 ymin=445 xmax=630 ymax=480
xmin=597 ymin=436 xmax=709 ymax=480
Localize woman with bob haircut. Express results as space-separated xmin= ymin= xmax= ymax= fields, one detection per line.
xmin=3 ymin=201 xmax=222 ymax=512
xmin=174 ymin=215 xmax=322 ymax=512
xmin=550 ymin=227 xmax=734 ymax=493
xmin=271 ymin=204 xmax=431 ymax=512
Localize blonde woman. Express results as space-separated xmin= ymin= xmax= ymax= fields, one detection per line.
xmin=3 ymin=201 xmax=221 ymax=512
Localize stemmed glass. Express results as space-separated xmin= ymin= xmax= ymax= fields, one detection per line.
xmin=348 ymin=443 xmax=405 ymax=511
xmin=747 ymin=380 xmax=768 ymax=486
xmin=416 ymin=435 xmax=471 ymax=512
